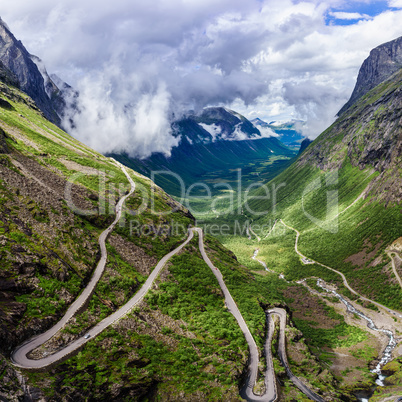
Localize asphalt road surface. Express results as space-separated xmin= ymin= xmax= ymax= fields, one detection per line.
xmin=280 ymin=220 xmax=402 ymax=319
xmin=12 ymin=220 xmax=325 ymax=401
xmin=194 ymin=228 xmax=277 ymax=402
xmin=268 ymin=308 xmax=324 ymax=402
xmin=12 ymin=163 xmax=137 ymax=368
xmin=12 ymin=228 xmax=194 ymax=369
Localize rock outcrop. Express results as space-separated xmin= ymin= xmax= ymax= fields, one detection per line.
xmin=0 ymin=18 xmax=77 ymax=127
xmin=298 ymin=138 xmax=312 ymax=155
xmin=0 ymin=60 xmax=19 ymax=88
xmin=0 ymin=18 xmax=62 ymax=126
xmin=0 ymin=127 xmax=9 ymax=153
xmin=338 ymin=35 xmax=402 ymax=116
xmin=299 ymin=67 xmax=402 ymax=205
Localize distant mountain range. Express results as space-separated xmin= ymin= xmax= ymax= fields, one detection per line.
xmin=251 ymin=117 xmax=305 ymax=146
xmin=178 ymin=106 xmax=261 ymax=143
xmin=111 ymin=107 xmax=297 ymax=196
xmin=0 ymin=18 xmax=298 ymax=184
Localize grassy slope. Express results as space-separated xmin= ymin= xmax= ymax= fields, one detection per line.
xmin=0 ymin=82 xmax=250 ymax=400
xmin=225 ymin=69 xmax=402 ymax=310
xmin=0 ymin=80 xmax=339 ymax=400
xmin=243 ymin=75 xmax=402 ymax=309
xmin=2 ymin=70 xmax=400 ymax=400
xmin=204 ymin=70 xmax=402 ymax=398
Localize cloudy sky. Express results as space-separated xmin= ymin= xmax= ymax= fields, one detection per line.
xmin=1 ymin=0 xmax=402 ymax=157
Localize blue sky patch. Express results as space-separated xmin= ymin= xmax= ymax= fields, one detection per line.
xmin=326 ymin=0 xmax=391 ymax=26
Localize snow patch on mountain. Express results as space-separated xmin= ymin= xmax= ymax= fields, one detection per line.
xmin=198 ymin=123 xmax=222 ymax=141
xmin=198 ymin=120 xmax=278 ymax=141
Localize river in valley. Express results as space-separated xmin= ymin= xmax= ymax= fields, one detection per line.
xmin=316 ymin=280 xmax=398 ymax=401
xmin=251 ymin=249 xmax=399 ymax=400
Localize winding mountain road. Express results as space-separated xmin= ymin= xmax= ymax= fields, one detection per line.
xmin=11 ymin=218 xmax=317 ymax=401
xmin=246 ymin=227 xmax=325 ymax=401
xmin=268 ymin=308 xmax=324 ymax=402
xmin=198 ymin=226 xmax=324 ymax=401
xmin=248 ymin=218 xmax=402 ymax=400
xmin=12 ymin=164 xmax=137 ymax=368
xmin=12 ymin=228 xmax=195 ymax=368
xmin=387 ymin=250 xmax=402 ymax=290
xmin=10 ymin=169 xmax=325 ymax=401
xmin=248 ymin=224 xmax=261 ymax=242
xmin=280 ymin=219 xmax=402 ymax=319
xmin=194 ymin=228 xmax=278 ymax=402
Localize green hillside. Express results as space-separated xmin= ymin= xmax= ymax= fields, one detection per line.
xmin=0 ymin=75 xmax=347 ymax=401
xmin=112 ymin=108 xmax=297 ymax=198
xmin=0 ymin=81 xmax=241 ymax=400
xmin=243 ymin=69 xmax=402 ymax=307
xmin=207 ymin=67 xmax=402 ymax=400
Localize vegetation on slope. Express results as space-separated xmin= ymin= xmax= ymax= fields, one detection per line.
xmin=193 ymin=66 xmax=402 ymax=399
xmin=0 ymin=67 xmax=342 ymax=401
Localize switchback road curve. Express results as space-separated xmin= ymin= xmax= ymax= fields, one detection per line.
xmin=11 ymin=185 xmax=323 ymax=401
xmin=280 ymin=219 xmax=402 ymax=319
xmin=195 ymin=228 xmax=278 ymax=402
xmin=12 ymin=163 xmax=137 ymax=368
xmin=268 ymin=308 xmax=323 ymax=402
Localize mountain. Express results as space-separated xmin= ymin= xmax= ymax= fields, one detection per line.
xmin=112 ymin=107 xmax=297 ymax=196
xmin=338 ymin=35 xmax=402 ymax=116
xmin=182 ymin=106 xmax=261 ymax=142
xmin=30 ymin=55 xmax=78 ymax=121
xmin=299 ymin=68 xmax=402 ymax=206
xmin=0 ymin=73 xmax=258 ymax=401
xmin=2 ymin=20 xmax=400 ymax=401
xmin=212 ymin=37 xmax=402 ymax=400
xmin=251 ymin=117 xmax=305 ymax=146
xmin=0 ymin=72 xmax=335 ymax=401
xmin=297 ymin=137 xmax=312 ymax=155
xmin=248 ymin=41 xmax=402 ymax=289
xmin=0 ymin=18 xmax=74 ymax=126
xmin=0 ymin=60 xmax=19 ymax=87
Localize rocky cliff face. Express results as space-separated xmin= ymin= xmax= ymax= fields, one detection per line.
xmin=297 ymin=36 xmax=402 ymax=206
xmin=30 ymin=56 xmax=79 ymax=122
xmin=0 ymin=18 xmax=74 ymax=127
xmin=338 ymin=35 xmax=402 ymax=116
xmin=299 ymin=67 xmax=402 ymax=205
xmin=0 ymin=60 xmax=19 ymax=88
xmin=0 ymin=127 xmax=9 ymax=153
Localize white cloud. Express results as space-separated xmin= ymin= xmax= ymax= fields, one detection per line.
xmin=1 ymin=0 xmax=402 ymax=155
xmin=63 ymin=72 xmax=178 ymax=158
xmin=231 ymin=123 xmax=249 ymax=141
xmin=258 ymin=126 xmax=280 ymax=138
xmin=329 ymin=11 xmax=371 ymax=20
xmin=389 ymin=0 xmax=402 ymax=8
